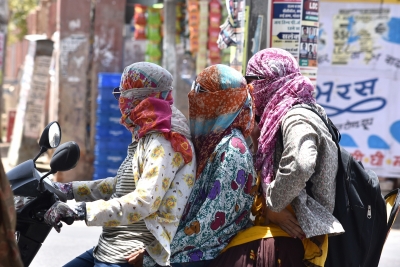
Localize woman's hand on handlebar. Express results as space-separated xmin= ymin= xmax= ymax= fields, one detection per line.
xmin=53 ymin=182 xmax=75 ymax=200
xmin=265 ymin=207 xmax=306 ymax=239
xmin=44 ymin=201 xmax=86 ymax=233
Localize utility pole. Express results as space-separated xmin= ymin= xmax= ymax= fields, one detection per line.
xmin=163 ymin=0 xmax=177 ymax=101
xmin=0 ymin=0 xmax=8 ymax=142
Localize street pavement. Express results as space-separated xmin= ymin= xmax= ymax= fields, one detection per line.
xmin=30 ymin=220 xmax=102 ymax=267
xmin=380 ymin=229 xmax=400 ymax=267
xmin=29 ymin=214 xmax=400 ymax=267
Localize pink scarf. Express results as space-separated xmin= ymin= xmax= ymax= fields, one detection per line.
xmin=246 ymin=48 xmax=315 ymax=184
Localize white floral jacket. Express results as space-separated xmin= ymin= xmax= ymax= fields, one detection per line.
xmin=72 ymin=133 xmax=196 ymax=266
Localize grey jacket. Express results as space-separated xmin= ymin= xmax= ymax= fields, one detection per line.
xmin=264 ymin=104 xmax=345 ymax=238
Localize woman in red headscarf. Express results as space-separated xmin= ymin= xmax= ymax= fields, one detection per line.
xmin=44 ymin=62 xmax=196 ymax=267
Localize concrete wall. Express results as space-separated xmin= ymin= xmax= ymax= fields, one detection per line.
xmin=54 ymin=0 xmax=92 ymax=181
xmin=55 ymin=0 xmax=125 ymax=182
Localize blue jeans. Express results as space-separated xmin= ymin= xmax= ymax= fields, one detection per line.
xmin=63 ymin=248 xmax=132 ymax=267
xmin=169 ymin=261 xmax=211 ymax=267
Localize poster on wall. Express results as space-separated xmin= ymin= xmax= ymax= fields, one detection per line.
xmin=268 ymin=0 xmax=302 ymax=59
xmin=317 ymin=0 xmax=400 ymax=177
xmin=228 ymin=0 xmax=247 ymax=73
xmin=298 ymin=0 xmax=319 ymax=84
xmin=267 ymin=0 xmax=319 ymax=85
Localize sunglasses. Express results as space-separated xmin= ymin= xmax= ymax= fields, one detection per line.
xmin=112 ymin=87 xmax=121 ymax=100
xmin=244 ymin=75 xmax=266 ymax=83
xmin=191 ymin=81 xmax=208 ymax=93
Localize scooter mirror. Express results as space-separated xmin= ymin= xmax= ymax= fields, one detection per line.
xmin=49 ymin=141 xmax=80 ymax=172
xmin=39 ymin=121 xmax=61 ymax=149
xmin=48 ymin=123 xmax=61 ymax=148
xmin=33 ymin=122 xmax=62 ymax=162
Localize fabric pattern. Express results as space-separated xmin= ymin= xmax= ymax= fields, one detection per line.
xmin=118 ymin=62 xmax=192 ymax=164
xmin=189 ymin=64 xmax=254 ymax=178
xmin=73 ymin=177 xmax=116 ymax=202
xmin=221 ymin=207 xmax=329 ymax=266
xmin=246 ymin=48 xmax=316 ymax=185
xmin=74 ymin=143 xmax=155 ymax=264
xmin=169 ymin=129 xmax=256 ymax=264
xmin=0 ymin=161 xmax=23 ymax=267
xmin=44 ymin=201 xmax=82 ymax=233
xmin=209 ymin=236 xmax=305 ymax=267
xmin=82 ymin=134 xmax=196 ymax=266
xmin=53 ymin=181 xmax=74 ymax=200
xmin=264 ymin=105 xmax=344 ymax=238
xmin=69 ymin=62 xmax=195 ymax=266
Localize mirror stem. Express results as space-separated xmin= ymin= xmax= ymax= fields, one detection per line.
xmin=37 ymin=171 xmax=53 ymax=192
xmin=33 ymin=147 xmax=48 ymax=162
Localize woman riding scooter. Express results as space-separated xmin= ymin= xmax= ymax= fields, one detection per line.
xmin=44 ymin=62 xmax=196 ymax=267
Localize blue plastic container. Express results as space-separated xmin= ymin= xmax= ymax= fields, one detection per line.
xmin=94 ymin=139 xmax=129 ymax=151
xmin=97 ymin=89 xmax=116 ymax=102
xmin=95 ymin=113 xmax=121 ymax=125
xmin=98 ymin=73 xmax=122 ymax=88
xmin=97 ymin=99 xmax=120 ymax=113
xmin=95 ymin=126 xmax=131 ymax=139
xmin=94 ymin=72 xmax=126 ymax=181
xmin=94 ymin=148 xmax=126 ymax=162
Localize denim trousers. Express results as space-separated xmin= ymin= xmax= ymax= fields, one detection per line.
xmin=169 ymin=261 xmax=211 ymax=267
xmin=62 ymin=248 xmax=132 ymax=267
xmin=63 ymin=248 xmax=211 ymax=267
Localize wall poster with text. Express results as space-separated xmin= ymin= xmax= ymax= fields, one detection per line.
xmin=267 ymin=0 xmax=319 ymax=85
xmin=317 ymin=0 xmax=400 ymax=177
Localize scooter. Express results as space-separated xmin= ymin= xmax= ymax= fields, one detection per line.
xmin=7 ymin=121 xmax=81 ymax=267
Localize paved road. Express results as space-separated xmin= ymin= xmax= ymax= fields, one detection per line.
xmin=380 ymin=229 xmax=400 ymax=267
xmin=30 ymin=220 xmax=101 ymax=267
xmin=29 ymin=220 xmax=400 ymax=267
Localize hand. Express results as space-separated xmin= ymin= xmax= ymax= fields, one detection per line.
xmin=265 ymin=207 xmax=305 ymax=239
xmin=44 ymin=201 xmax=85 ymax=233
xmin=250 ymin=122 xmax=260 ymax=154
xmin=126 ymin=249 xmax=145 ymax=266
xmin=53 ymin=182 xmax=74 ymax=200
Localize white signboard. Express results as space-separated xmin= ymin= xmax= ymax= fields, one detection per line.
xmin=317 ymin=0 xmax=400 ymax=177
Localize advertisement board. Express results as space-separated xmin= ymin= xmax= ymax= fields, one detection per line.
xmin=268 ymin=0 xmax=319 ymax=84
xmin=317 ymin=0 xmax=400 ymax=176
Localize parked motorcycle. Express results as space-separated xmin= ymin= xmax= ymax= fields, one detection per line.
xmin=7 ymin=121 xmax=80 ymax=266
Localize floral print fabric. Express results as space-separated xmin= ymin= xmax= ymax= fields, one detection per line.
xmin=189 ymin=64 xmax=254 ymax=178
xmin=76 ymin=143 xmax=155 ymax=263
xmin=73 ymin=133 xmax=196 ymax=266
xmin=246 ymin=48 xmax=315 ymax=185
xmin=73 ymin=177 xmax=116 ymax=202
xmin=169 ymin=129 xmax=256 ymax=264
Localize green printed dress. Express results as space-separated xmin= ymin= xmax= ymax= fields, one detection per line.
xmin=169 ymin=129 xmax=256 ymax=263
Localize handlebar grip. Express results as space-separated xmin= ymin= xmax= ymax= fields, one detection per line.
xmin=61 ymin=217 xmax=75 ymax=225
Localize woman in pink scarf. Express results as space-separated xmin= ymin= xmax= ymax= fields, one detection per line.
xmin=209 ymin=48 xmax=343 ymax=267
